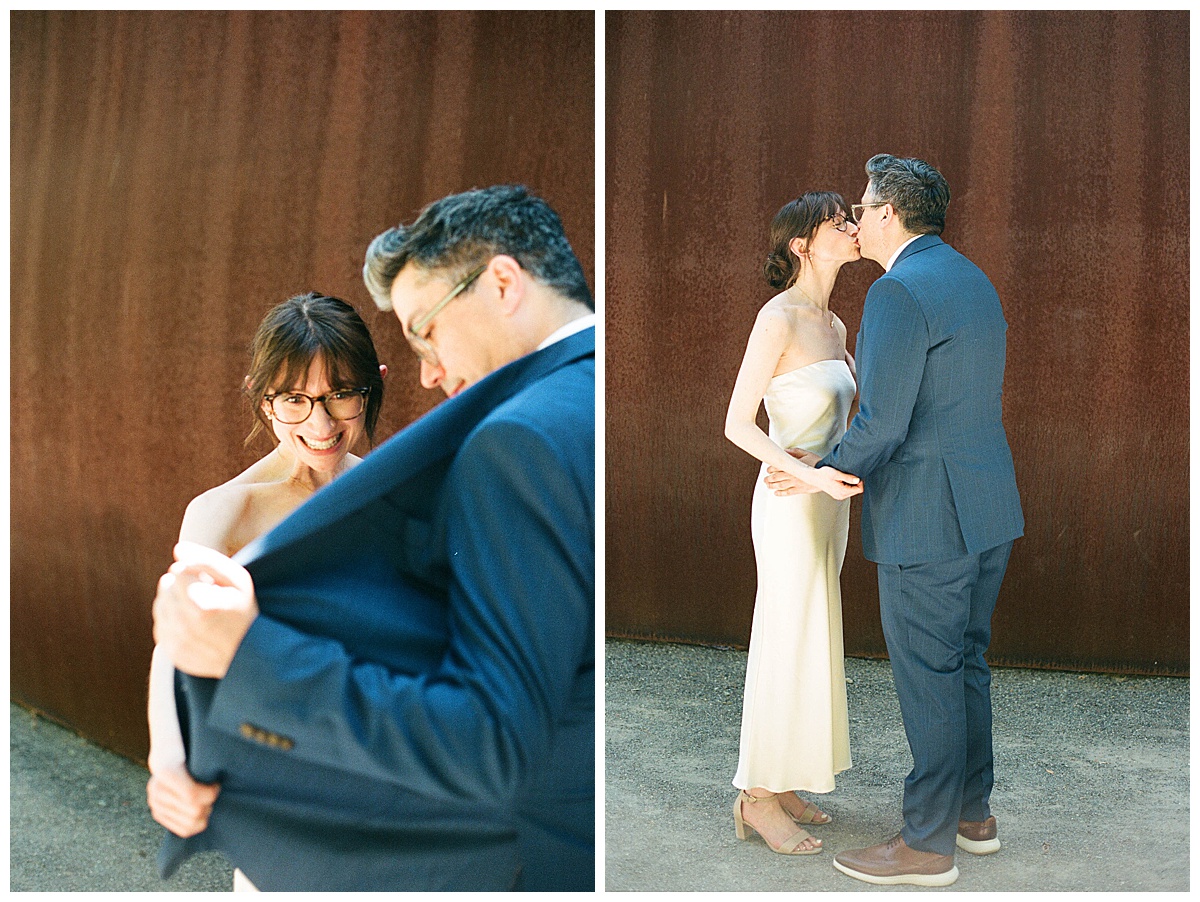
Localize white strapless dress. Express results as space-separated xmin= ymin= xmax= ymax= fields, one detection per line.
xmin=733 ymin=359 xmax=856 ymax=793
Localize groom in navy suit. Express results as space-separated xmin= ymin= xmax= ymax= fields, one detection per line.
xmin=769 ymin=154 xmax=1022 ymax=886
xmin=152 ymin=185 xmax=595 ymax=890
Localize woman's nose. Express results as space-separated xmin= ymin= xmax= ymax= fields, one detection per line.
xmin=308 ymin=399 xmax=337 ymax=429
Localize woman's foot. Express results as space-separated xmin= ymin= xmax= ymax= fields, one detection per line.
xmin=776 ymin=791 xmax=832 ymax=825
xmin=733 ymin=790 xmax=822 ymax=854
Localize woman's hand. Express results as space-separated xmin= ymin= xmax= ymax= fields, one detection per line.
xmin=153 ymin=542 xmax=259 ymax=679
xmin=146 ymin=764 xmax=221 ymax=838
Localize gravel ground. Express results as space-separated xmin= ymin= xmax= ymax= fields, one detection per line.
xmin=11 ymin=644 xmax=1189 ymax=893
xmin=10 ymin=703 xmax=232 ymax=892
xmin=604 ymin=638 xmax=1189 ymax=892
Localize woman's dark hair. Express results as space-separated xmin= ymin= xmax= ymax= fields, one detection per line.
xmin=764 ymin=191 xmax=851 ymax=289
xmin=244 ymin=292 xmax=384 ymax=447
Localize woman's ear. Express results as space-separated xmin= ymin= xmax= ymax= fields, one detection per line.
xmin=788 ymin=236 xmax=808 ymax=259
xmin=379 ymin=364 xmax=388 ymax=380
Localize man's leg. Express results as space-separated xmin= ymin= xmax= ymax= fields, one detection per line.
xmin=960 ymin=541 xmax=1013 ymax=823
xmin=877 ymin=554 xmax=977 ymax=856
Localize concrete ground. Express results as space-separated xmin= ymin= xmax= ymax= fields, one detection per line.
xmin=10 ymin=702 xmax=232 ymax=892
xmin=604 ymin=638 xmax=1190 ymax=892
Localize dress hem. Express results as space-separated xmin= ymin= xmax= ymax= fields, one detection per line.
xmin=731 ymin=762 xmax=853 ymax=796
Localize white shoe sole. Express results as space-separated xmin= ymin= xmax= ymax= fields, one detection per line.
xmin=833 ymin=859 xmax=959 ymax=887
xmin=956 ymin=833 xmax=1001 ymax=855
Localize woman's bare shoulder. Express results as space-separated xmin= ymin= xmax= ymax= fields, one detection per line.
xmin=178 ymin=481 xmax=256 ymax=551
xmin=225 ymin=450 xmax=289 ymax=486
xmin=749 ymin=297 xmax=798 ymax=344
xmin=755 ymin=292 xmax=794 ymax=322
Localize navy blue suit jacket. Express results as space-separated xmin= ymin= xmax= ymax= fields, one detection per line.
xmin=820 ymin=236 xmax=1023 ymax=564
xmin=160 ymin=328 xmax=595 ymax=891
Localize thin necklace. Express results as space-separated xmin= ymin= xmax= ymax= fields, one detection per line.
xmin=788 ymin=282 xmax=836 ymax=332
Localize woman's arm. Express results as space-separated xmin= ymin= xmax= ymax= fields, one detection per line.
xmin=724 ymin=309 xmax=861 ymax=500
xmin=146 ymin=488 xmax=242 ymax=836
xmin=147 ymin=645 xmax=186 ymax=772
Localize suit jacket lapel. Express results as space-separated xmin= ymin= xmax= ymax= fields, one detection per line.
xmin=236 ymin=328 xmax=595 ymax=567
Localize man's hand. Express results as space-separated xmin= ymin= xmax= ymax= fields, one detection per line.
xmin=764 ymin=449 xmax=863 ymax=500
xmin=806 ymin=465 xmax=864 ymax=500
xmin=147 ymin=765 xmax=220 ymax=838
xmin=152 ymin=541 xmax=258 ymax=679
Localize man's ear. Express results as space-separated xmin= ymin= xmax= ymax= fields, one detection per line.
xmin=379 ymin=364 xmax=388 ymax=380
xmin=488 ymin=254 xmax=525 ymax=315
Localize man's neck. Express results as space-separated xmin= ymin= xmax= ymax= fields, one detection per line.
xmin=881 ymin=231 xmax=922 ymax=271
xmin=537 ymin=310 xmax=595 ymax=350
xmin=528 ymin=296 xmax=594 ymax=348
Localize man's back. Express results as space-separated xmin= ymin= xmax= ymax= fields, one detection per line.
xmin=453 ymin=350 xmax=595 ymax=889
xmin=842 ymin=236 xmax=1023 ymax=564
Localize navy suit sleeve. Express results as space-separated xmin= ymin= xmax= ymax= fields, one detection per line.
xmin=821 ymin=276 xmax=929 ymax=479
xmin=203 ymin=414 xmax=592 ymax=803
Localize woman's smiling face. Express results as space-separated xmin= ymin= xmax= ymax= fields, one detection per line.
xmin=264 ymin=352 xmax=367 ymax=472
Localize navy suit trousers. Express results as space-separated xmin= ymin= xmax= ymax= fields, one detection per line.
xmin=876 ymin=541 xmax=1013 ymax=855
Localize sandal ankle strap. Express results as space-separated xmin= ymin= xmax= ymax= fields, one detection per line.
xmin=741 ymin=790 xmax=775 ymax=803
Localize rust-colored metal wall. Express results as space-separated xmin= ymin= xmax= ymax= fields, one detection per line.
xmin=11 ymin=10 xmax=595 ymax=759
xmin=605 ymin=11 xmax=1188 ymax=674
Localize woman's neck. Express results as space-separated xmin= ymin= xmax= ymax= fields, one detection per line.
xmin=788 ymin=263 xmax=840 ymax=311
xmin=265 ymin=446 xmax=346 ymax=494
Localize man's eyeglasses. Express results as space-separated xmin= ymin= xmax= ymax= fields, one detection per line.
xmin=406 ymin=264 xmax=487 ymax=367
xmin=265 ymin=387 xmax=370 ymax=424
xmin=851 ymin=202 xmax=887 ymax=222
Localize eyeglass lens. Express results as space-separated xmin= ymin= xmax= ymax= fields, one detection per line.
xmin=271 ymin=390 xmax=365 ymax=424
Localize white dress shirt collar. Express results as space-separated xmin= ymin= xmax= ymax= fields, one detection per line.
xmin=537 ymin=312 xmax=597 ymax=350
xmin=885 ymin=234 xmax=923 ymax=272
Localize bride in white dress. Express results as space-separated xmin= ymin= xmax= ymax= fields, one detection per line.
xmin=723 ymin=193 xmax=864 ymax=856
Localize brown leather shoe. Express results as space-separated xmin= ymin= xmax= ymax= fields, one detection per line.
xmin=833 ymin=834 xmax=958 ymax=886
xmin=956 ymin=815 xmax=1000 ymax=855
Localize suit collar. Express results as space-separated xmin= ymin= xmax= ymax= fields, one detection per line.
xmin=538 ymin=312 xmax=597 ymax=349
xmin=891 ymin=233 xmax=944 ymax=270
xmin=237 ymin=327 xmax=595 ymax=563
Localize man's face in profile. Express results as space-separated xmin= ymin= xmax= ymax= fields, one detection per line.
xmin=854 ymin=182 xmax=887 ymax=265
xmin=390 ymin=263 xmax=508 ymax=398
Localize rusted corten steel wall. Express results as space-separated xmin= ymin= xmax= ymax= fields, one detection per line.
xmin=12 ymin=10 xmax=595 ymax=759
xmin=605 ymin=11 xmax=1187 ymax=674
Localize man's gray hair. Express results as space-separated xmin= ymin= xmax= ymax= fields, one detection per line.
xmin=865 ymin=154 xmax=950 ymax=236
xmin=363 ymin=185 xmax=593 ymax=312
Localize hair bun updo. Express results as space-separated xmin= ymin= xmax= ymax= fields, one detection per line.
xmin=764 ymin=251 xmax=795 ymax=290
xmin=764 ymin=191 xmax=851 ymax=290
